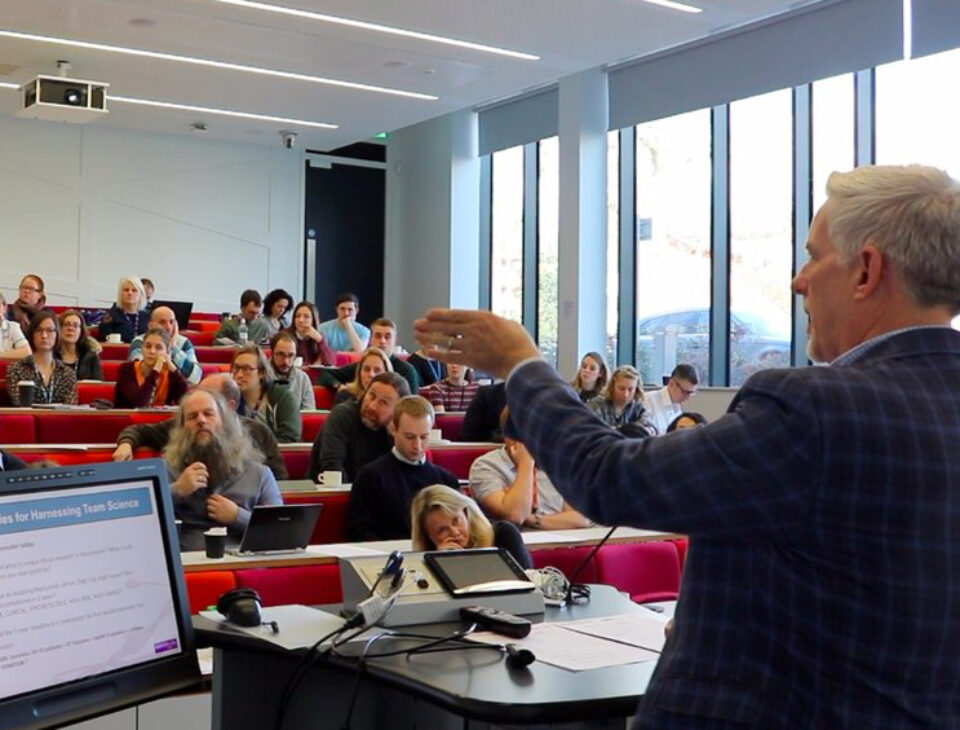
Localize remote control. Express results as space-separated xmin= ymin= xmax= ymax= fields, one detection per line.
xmin=460 ymin=605 xmax=532 ymax=639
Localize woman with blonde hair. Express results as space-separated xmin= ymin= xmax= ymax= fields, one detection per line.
xmin=588 ymin=364 xmax=655 ymax=433
xmin=333 ymin=347 xmax=393 ymax=405
xmin=410 ymin=485 xmax=532 ymax=568
xmin=99 ymin=276 xmax=149 ymax=343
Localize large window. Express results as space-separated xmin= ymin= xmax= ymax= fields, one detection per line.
xmin=875 ymin=47 xmax=960 ymax=177
xmin=606 ymin=130 xmax=620 ymax=367
xmin=812 ymin=74 xmax=855 ymax=212
xmin=490 ymin=145 xmax=524 ymax=322
xmin=634 ymin=109 xmax=712 ymax=385
xmin=728 ymin=89 xmax=794 ymax=386
xmin=538 ymin=137 xmax=559 ymax=366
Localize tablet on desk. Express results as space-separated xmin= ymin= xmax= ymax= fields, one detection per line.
xmin=424 ymin=548 xmax=535 ymax=597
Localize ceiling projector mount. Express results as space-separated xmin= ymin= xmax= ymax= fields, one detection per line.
xmin=17 ymin=60 xmax=109 ymax=123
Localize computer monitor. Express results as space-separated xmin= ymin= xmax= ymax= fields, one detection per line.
xmin=150 ymin=300 xmax=193 ymax=331
xmin=0 ymin=459 xmax=199 ymax=729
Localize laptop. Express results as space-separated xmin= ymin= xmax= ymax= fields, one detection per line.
xmin=151 ymin=300 xmax=194 ymax=331
xmin=228 ymin=504 xmax=323 ymax=556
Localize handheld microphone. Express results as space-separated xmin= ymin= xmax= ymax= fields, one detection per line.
xmin=504 ymin=643 xmax=535 ymax=669
xmin=563 ymin=525 xmax=618 ymax=606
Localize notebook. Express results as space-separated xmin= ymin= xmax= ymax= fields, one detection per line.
xmin=229 ymin=504 xmax=323 ymax=556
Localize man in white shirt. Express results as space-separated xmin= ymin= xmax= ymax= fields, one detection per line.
xmin=0 ymin=292 xmax=30 ymax=361
xmin=643 ymin=363 xmax=698 ymax=435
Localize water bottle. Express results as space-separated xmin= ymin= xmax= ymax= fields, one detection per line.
xmin=238 ymin=318 xmax=248 ymax=344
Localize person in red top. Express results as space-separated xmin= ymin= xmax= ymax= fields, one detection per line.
xmin=286 ymin=301 xmax=335 ymax=366
xmin=113 ymin=327 xmax=189 ymax=408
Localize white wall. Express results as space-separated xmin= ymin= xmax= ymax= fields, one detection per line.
xmin=0 ymin=116 xmax=303 ymax=314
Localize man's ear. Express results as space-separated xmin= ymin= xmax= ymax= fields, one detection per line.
xmin=854 ymin=244 xmax=884 ymax=300
xmin=387 ymin=421 xmax=396 ymax=437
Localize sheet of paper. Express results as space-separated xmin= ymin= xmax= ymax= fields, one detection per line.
xmin=200 ymin=605 xmax=347 ymax=650
xmin=196 ymin=647 xmax=214 ymax=676
xmin=308 ymin=543 xmax=390 ymax=558
xmin=560 ymin=613 xmax=669 ymax=652
xmin=519 ymin=530 xmax=592 ymax=545
xmin=468 ymin=623 xmax=659 ymax=671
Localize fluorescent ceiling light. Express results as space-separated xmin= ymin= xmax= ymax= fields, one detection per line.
xmin=0 ymin=28 xmax=438 ymax=100
xmin=111 ymin=95 xmax=337 ymax=129
xmin=0 ymin=82 xmax=18 ymax=89
xmin=208 ymin=0 xmax=540 ymax=61
xmin=640 ymin=0 xmax=702 ymax=13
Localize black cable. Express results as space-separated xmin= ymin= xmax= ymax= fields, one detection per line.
xmin=564 ymin=524 xmax=618 ymax=605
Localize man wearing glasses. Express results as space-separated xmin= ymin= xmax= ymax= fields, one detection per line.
xmin=643 ymin=364 xmax=698 ymax=435
xmin=269 ymin=331 xmax=316 ymax=410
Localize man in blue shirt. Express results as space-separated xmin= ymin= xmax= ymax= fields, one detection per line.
xmin=316 ymin=292 xmax=370 ymax=353
xmin=414 ymin=164 xmax=960 ymax=728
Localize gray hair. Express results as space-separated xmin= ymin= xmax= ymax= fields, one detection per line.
xmin=114 ymin=276 xmax=147 ymax=310
xmin=164 ymin=389 xmax=262 ymax=480
xmin=826 ymin=165 xmax=960 ymax=311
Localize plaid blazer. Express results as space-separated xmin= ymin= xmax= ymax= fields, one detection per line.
xmin=508 ymin=328 xmax=960 ymax=729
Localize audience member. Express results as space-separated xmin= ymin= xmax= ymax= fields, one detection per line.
xmin=56 ymin=309 xmax=102 ymax=380
xmin=347 ymin=396 xmax=460 ymax=541
xmin=461 ymin=382 xmax=506 ymax=442
xmin=99 ymin=276 xmax=150 ymax=343
xmin=0 ymin=291 xmax=30 ymax=360
xmin=287 ymin=301 xmax=335 ymax=365
xmin=588 ymin=365 xmax=655 ymax=433
xmin=316 ymin=292 xmax=369 ymax=353
xmin=262 ymin=288 xmax=293 ymax=338
xmin=419 ymin=362 xmax=480 ymax=411
xmin=129 ymin=306 xmax=202 ymax=384
xmin=141 ymin=277 xmax=155 ymax=306
xmin=114 ymin=328 xmax=189 ymax=408
xmin=230 ymin=345 xmax=301 ymax=442
xmin=666 ymin=411 xmax=708 ymax=433
xmin=269 ymin=331 xmax=315 ymax=410
xmin=469 ymin=407 xmax=590 ymax=530
xmin=7 ymin=274 xmax=46 ymax=330
xmin=166 ymin=388 xmax=282 ymax=551
xmin=308 ymin=372 xmax=410 ymax=482
xmin=317 ymin=318 xmax=419 ymax=393
xmin=644 ymin=364 xmax=699 ymax=435
xmin=412 ymin=164 xmax=960 ymax=728
xmin=333 ymin=347 xmax=392 ymax=406
xmin=406 ymin=347 xmax=446 ymax=386
xmin=215 ymin=289 xmax=270 ymax=345
xmin=7 ymin=310 xmax=78 ymax=406
xmin=411 ymin=485 xmax=532 ymax=569
xmin=113 ymin=373 xmax=286 ymax=479
xmin=571 ymin=351 xmax=608 ymax=402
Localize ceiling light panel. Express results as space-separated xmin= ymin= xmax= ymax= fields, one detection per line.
xmin=0 ymin=28 xmax=439 ymax=100
xmin=207 ymin=0 xmax=540 ymax=60
xmin=639 ymin=0 xmax=703 ymax=12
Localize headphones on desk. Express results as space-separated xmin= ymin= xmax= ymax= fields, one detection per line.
xmin=217 ymin=588 xmax=279 ymax=633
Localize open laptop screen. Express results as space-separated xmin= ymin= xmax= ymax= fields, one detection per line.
xmin=0 ymin=459 xmax=198 ymax=729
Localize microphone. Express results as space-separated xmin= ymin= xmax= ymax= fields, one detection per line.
xmin=563 ymin=525 xmax=618 ymax=606
xmin=368 ymin=550 xmax=404 ymax=597
xmin=504 ymin=643 xmax=535 ymax=669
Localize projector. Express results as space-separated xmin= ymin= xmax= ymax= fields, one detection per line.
xmin=17 ymin=75 xmax=109 ymax=123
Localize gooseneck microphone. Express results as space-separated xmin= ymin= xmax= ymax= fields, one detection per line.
xmin=563 ymin=525 xmax=618 ymax=605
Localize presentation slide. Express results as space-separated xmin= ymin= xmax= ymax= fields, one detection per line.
xmin=0 ymin=481 xmax=183 ymax=700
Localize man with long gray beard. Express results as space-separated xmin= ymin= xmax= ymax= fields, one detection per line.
xmin=166 ymin=388 xmax=282 ymax=551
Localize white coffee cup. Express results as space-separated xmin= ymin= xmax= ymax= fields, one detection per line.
xmin=294 ymin=356 xmax=304 ymax=368
xmin=106 ymin=333 xmax=122 ymax=343
xmin=320 ymin=471 xmax=342 ymax=487
xmin=429 ymin=429 xmax=443 ymax=442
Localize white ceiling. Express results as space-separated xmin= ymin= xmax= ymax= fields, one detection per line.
xmin=0 ymin=0 xmax=818 ymax=150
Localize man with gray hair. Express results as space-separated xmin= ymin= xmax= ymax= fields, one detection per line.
xmin=128 ymin=305 xmax=202 ymax=384
xmin=415 ymin=165 xmax=960 ymax=728
xmin=167 ymin=388 xmax=282 ymax=551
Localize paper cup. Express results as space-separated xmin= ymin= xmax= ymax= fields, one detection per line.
xmin=106 ymin=333 xmax=122 ymax=343
xmin=429 ymin=429 xmax=443 ymax=442
xmin=17 ymin=381 xmax=36 ymax=406
xmin=294 ymin=356 xmax=304 ymax=368
xmin=320 ymin=471 xmax=342 ymax=487
xmin=204 ymin=526 xmax=228 ymax=559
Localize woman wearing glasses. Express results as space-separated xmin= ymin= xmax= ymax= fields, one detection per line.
xmin=7 ymin=274 xmax=46 ymax=331
xmin=0 ymin=292 xmax=31 ymax=361
xmin=56 ymin=309 xmax=103 ymax=380
xmin=7 ymin=310 xmax=78 ymax=406
xmin=229 ymin=344 xmax=302 ymax=443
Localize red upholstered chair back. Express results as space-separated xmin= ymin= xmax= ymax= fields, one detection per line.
xmin=34 ymin=413 xmax=132 ymax=444
xmin=0 ymin=361 xmax=10 ymax=379
xmin=129 ymin=411 xmax=176 ymax=425
xmin=426 ymin=445 xmax=497 ymax=479
xmin=77 ymin=382 xmax=117 ymax=405
xmin=334 ymin=352 xmax=362 ymax=366
xmin=183 ymin=330 xmax=215 ymax=346
xmin=281 ymin=447 xmax=312 ymax=479
xmin=434 ymin=413 xmax=465 ymax=442
xmin=185 ymin=571 xmax=238 ymax=614
xmin=673 ymin=538 xmax=689 ymax=570
xmin=100 ymin=361 xmax=124 ymax=381
xmin=532 ymin=545 xmax=600 ymax=584
xmin=0 ymin=383 xmax=10 ymax=407
xmin=300 ymin=412 xmax=329 ymax=444
xmin=189 ymin=313 xmax=223 ymax=324
xmin=235 ymin=565 xmax=342 ymax=606
xmin=0 ymin=413 xmax=37 ymax=443
xmin=99 ymin=343 xmax=129 ymax=360
xmin=313 ymin=387 xmax=336 ymax=410
xmin=194 ymin=346 xmax=239 ymax=364
xmin=285 ymin=492 xmax=350 ymax=544
xmin=594 ymin=542 xmax=681 ymax=604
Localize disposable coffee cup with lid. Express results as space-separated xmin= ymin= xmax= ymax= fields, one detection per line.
xmin=204 ymin=526 xmax=228 ymax=559
xmin=17 ymin=381 xmax=36 ymax=406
